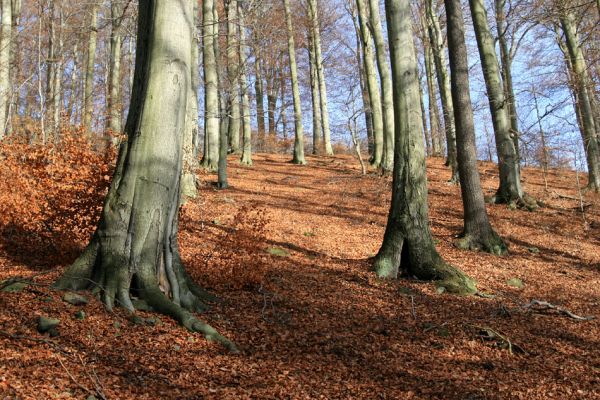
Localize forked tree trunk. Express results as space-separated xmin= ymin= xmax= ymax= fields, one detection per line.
xmin=374 ymin=0 xmax=476 ymax=295
xmin=469 ymin=0 xmax=526 ymax=205
xmin=200 ymin=0 xmax=220 ymax=171
xmin=356 ymin=0 xmax=383 ymax=168
xmin=445 ymin=0 xmax=507 ymax=255
xmin=367 ymin=0 xmax=394 ymax=172
xmin=308 ymin=0 xmax=333 ymax=155
xmin=283 ymin=0 xmax=306 ymax=164
xmin=55 ymin=0 xmax=237 ymax=352
xmin=425 ymin=0 xmax=458 ymax=182
xmin=239 ymin=0 xmax=253 ymax=166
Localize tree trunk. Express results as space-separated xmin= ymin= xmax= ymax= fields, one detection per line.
xmin=254 ymin=53 xmax=266 ymax=146
xmin=107 ymin=0 xmax=125 ymax=133
xmin=445 ymin=0 xmax=506 ymax=255
xmin=308 ymin=31 xmax=323 ymax=154
xmin=226 ymin=0 xmax=240 ymax=154
xmin=200 ymin=0 xmax=220 ymax=171
xmin=374 ymin=0 xmax=476 ymax=295
xmin=7 ymin=0 xmax=20 ymax=134
xmin=424 ymin=43 xmax=443 ymax=156
xmin=54 ymin=0 xmax=237 ymax=353
xmin=283 ymin=0 xmax=306 ymax=164
xmin=469 ymin=0 xmax=525 ymax=205
xmin=425 ymin=0 xmax=458 ymax=182
xmin=560 ymin=11 xmax=600 ymax=191
xmin=83 ymin=2 xmax=98 ymax=134
xmin=494 ymin=0 xmax=520 ymax=164
xmin=239 ymin=0 xmax=253 ymax=166
xmin=356 ymin=0 xmax=383 ymax=168
xmin=308 ymin=0 xmax=333 ymax=155
xmin=0 ymin=0 xmax=13 ymax=137
xmin=418 ymin=73 xmax=432 ymax=156
xmin=367 ymin=0 xmax=394 ymax=171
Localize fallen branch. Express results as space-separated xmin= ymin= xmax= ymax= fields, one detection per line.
xmin=523 ymin=300 xmax=595 ymax=321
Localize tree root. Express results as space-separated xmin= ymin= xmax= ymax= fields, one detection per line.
xmin=454 ymin=233 xmax=508 ymax=256
xmin=487 ymin=192 xmax=539 ymax=211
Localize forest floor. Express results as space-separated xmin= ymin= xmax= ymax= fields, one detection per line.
xmin=0 ymin=153 xmax=599 ymax=399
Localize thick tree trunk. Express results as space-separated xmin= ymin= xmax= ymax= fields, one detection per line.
xmin=107 ymin=0 xmax=125 ymax=133
xmin=83 ymin=2 xmax=98 ymax=134
xmin=445 ymin=0 xmax=506 ymax=255
xmin=239 ymin=0 xmax=253 ymax=166
xmin=308 ymin=32 xmax=323 ymax=154
xmin=356 ymin=0 xmax=383 ymax=168
xmin=374 ymin=0 xmax=476 ymax=295
xmin=469 ymin=0 xmax=525 ymax=205
xmin=560 ymin=11 xmax=600 ymax=192
xmin=425 ymin=0 xmax=458 ymax=182
xmin=200 ymin=0 xmax=220 ymax=171
xmin=226 ymin=0 xmax=240 ymax=154
xmin=308 ymin=0 xmax=333 ymax=155
xmin=367 ymin=0 xmax=394 ymax=172
xmin=283 ymin=0 xmax=306 ymax=164
xmin=0 ymin=0 xmax=13 ymax=137
xmin=55 ymin=0 xmax=237 ymax=352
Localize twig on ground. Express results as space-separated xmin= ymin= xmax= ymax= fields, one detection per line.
xmin=523 ymin=300 xmax=595 ymax=321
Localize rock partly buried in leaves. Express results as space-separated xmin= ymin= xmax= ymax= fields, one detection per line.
xmin=37 ymin=316 xmax=60 ymax=334
xmin=506 ymin=278 xmax=525 ymax=289
xmin=74 ymin=310 xmax=86 ymax=320
xmin=1 ymin=281 xmax=28 ymax=293
xmin=267 ymin=247 xmax=290 ymax=257
xmin=63 ymin=292 xmax=89 ymax=306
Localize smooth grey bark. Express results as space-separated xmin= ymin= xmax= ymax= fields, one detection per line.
xmin=356 ymin=0 xmax=383 ymax=167
xmin=0 ymin=0 xmax=12 ymax=137
xmin=54 ymin=0 xmax=237 ymax=352
xmin=445 ymin=0 xmax=506 ymax=255
xmin=424 ymin=43 xmax=443 ymax=156
xmin=215 ymin=2 xmax=229 ymax=188
xmin=469 ymin=0 xmax=525 ymax=205
xmin=418 ymin=72 xmax=431 ymax=156
xmin=283 ymin=0 xmax=306 ymax=164
xmin=425 ymin=0 xmax=458 ymax=182
xmin=107 ymin=0 xmax=125 ymax=133
xmin=308 ymin=0 xmax=333 ymax=155
xmin=83 ymin=2 xmax=98 ymax=134
xmin=559 ymin=11 xmax=600 ymax=191
xmin=226 ymin=0 xmax=240 ymax=154
xmin=239 ymin=0 xmax=253 ymax=166
xmin=181 ymin=2 xmax=200 ymax=199
xmin=374 ymin=0 xmax=476 ymax=295
xmin=308 ymin=31 xmax=323 ymax=154
xmin=200 ymin=0 xmax=220 ymax=171
xmin=254 ymin=53 xmax=266 ymax=144
xmin=494 ymin=0 xmax=520 ymax=162
xmin=367 ymin=0 xmax=394 ymax=171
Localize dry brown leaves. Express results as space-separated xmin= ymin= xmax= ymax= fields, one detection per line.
xmin=0 ymin=150 xmax=599 ymax=399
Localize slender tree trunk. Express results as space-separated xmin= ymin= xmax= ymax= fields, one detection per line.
xmin=308 ymin=31 xmax=323 ymax=154
xmin=107 ymin=0 xmax=125 ymax=133
xmin=239 ymin=0 xmax=253 ymax=165
xmin=469 ymin=0 xmax=526 ymax=205
xmin=424 ymin=42 xmax=442 ymax=156
xmin=494 ymin=0 xmax=520 ymax=163
xmin=356 ymin=0 xmax=383 ymax=167
xmin=45 ymin=0 xmax=57 ymax=135
xmin=200 ymin=0 xmax=220 ymax=171
xmin=7 ymin=0 xmax=21 ymax=134
xmin=181 ymin=2 xmax=200 ymax=199
xmin=445 ymin=0 xmax=506 ymax=255
xmin=425 ymin=0 xmax=458 ymax=182
xmin=560 ymin=11 xmax=600 ymax=191
xmin=266 ymin=70 xmax=278 ymax=136
xmin=418 ymin=73 xmax=431 ymax=156
xmin=254 ymin=53 xmax=266 ymax=146
xmin=308 ymin=0 xmax=333 ymax=155
xmin=283 ymin=0 xmax=306 ymax=164
xmin=54 ymin=0 xmax=237 ymax=352
xmin=67 ymin=43 xmax=79 ymax=123
xmin=215 ymin=2 xmax=229 ymax=188
xmin=0 ymin=0 xmax=13 ymax=137
xmin=374 ymin=0 xmax=476 ymax=295
xmin=226 ymin=0 xmax=240 ymax=154
xmin=367 ymin=0 xmax=394 ymax=171
xmin=83 ymin=2 xmax=98 ymax=135
xmin=52 ymin=6 xmax=63 ymax=138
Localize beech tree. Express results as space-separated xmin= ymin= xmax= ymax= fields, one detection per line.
xmin=374 ymin=0 xmax=476 ymax=295
xmin=445 ymin=0 xmax=507 ymax=255
xmin=201 ymin=0 xmax=220 ymax=171
xmin=54 ymin=0 xmax=237 ymax=352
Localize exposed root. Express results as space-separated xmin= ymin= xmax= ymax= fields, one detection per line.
xmin=454 ymin=233 xmax=508 ymax=256
xmin=488 ymin=192 xmax=539 ymax=211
